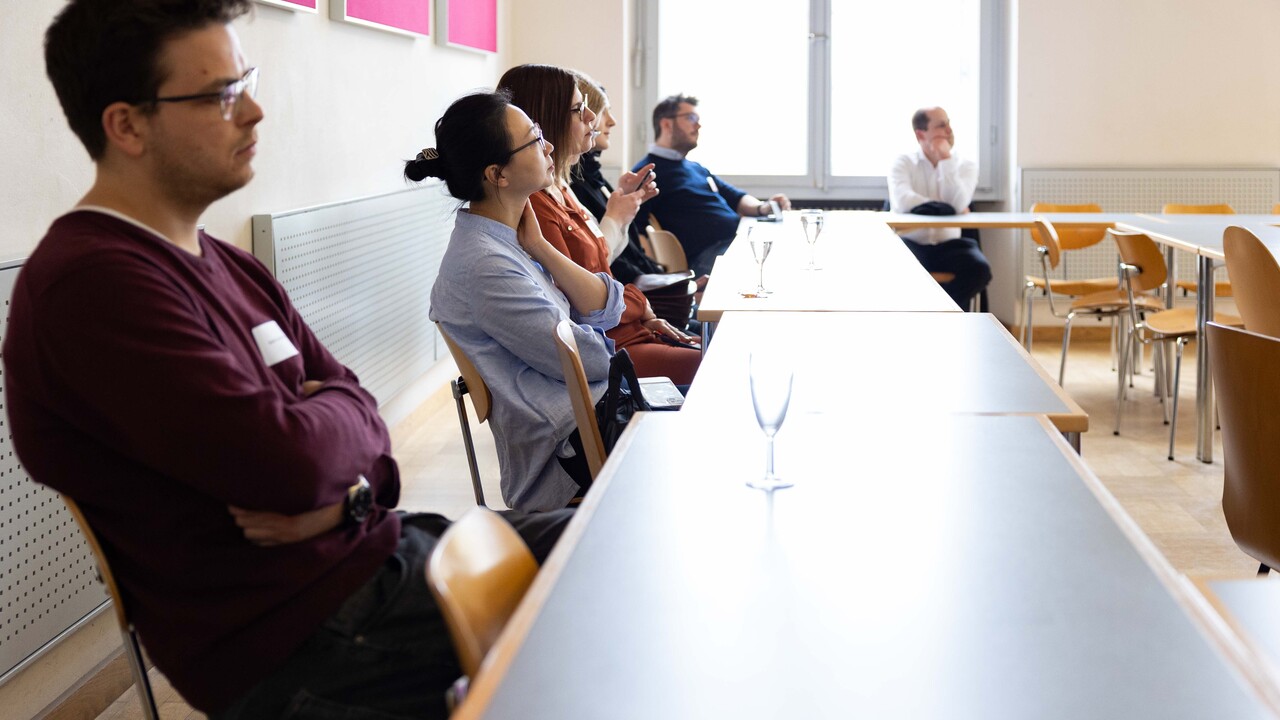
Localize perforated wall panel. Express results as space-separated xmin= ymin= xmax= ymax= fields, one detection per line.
xmin=0 ymin=260 xmax=108 ymax=685
xmin=1020 ymin=168 xmax=1280 ymax=282
xmin=253 ymin=184 xmax=456 ymax=406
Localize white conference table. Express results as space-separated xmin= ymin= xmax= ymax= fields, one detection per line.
xmin=454 ymin=412 xmax=1279 ymax=719
xmin=1202 ymin=578 xmax=1280 ymax=695
xmin=696 ymin=214 xmax=959 ymax=323
xmin=682 ymin=311 xmax=1087 ymax=443
xmin=1115 ymin=216 xmax=1280 ymax=462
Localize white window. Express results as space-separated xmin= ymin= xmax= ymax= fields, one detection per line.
xmin=639 ymin=0 xmax=1005 ymax=200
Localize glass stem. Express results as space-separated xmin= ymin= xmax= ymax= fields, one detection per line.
xmin=758 ymin=262 xmax=765 ymax=292
xmin=765 ymin=434 xmax=776 ymax=479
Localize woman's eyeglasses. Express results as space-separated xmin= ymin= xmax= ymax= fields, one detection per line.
xmin=507 ymin=123 xmax=546 ymax=160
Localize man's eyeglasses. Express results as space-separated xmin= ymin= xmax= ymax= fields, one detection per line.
xmin=569 ymin=102 xmax=590 ymax=120
xmin=146 ymin=67 xmax=259 ymax=121
xmin=672 ymin=111 xmax=700 ymax=124
xmin=507 ymin=124 xmax=546 ymax=160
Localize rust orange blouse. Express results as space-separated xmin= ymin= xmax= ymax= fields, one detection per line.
xmin=530 ymin=188 xmax=654 ymax=350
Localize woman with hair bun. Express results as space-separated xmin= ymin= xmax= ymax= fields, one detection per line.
xmin=498 ymin=64 xmax=702 ymax=386
xmin=410 ymin=91 xmax=624 ymax=511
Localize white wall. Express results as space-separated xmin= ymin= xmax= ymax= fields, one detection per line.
xmin=0 ymin=1 xmax=519 ymax=261
xmin=507 ymin=0 xmax=634 ymax=173
xmin=1017 ymin=0 xmax=1280 ymax=168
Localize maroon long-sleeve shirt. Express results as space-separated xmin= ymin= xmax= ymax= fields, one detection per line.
xmin=3 ymin=210 xmax=402 ymax=712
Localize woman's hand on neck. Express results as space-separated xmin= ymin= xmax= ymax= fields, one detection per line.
xmin=468 ymin=187 xmax=529 ymax=230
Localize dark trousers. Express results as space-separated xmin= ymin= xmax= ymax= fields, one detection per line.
xmin=688 ymin=236 xmax=735 ymax=278
xmin=210 ymin=509 xmax=574 ymax=720
xmin=902 ymin=237 xmax=992 ymax=310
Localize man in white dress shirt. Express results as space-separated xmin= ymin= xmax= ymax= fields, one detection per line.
xmin=888 ymin=106 xmax=991 ymax=309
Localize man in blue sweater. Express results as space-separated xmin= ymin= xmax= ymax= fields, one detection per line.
xmin=633 ymin=95 xmax=791 ymax=276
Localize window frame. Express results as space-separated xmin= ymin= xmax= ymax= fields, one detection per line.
xmin=634 ymin=0 xmax=1008 ymax=202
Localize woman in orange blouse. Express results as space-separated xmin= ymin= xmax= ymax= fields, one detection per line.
xmin=498 ymin=64 xmax=702 ymax=385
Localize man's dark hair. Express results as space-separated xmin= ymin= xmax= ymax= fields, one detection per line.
xmin=45 ymin=0 xmax=253 ymax=160
xmin=911 ymin=108 xmax=932 ymax=133
xmin=652 ymin=94 xmax=698 ymax=140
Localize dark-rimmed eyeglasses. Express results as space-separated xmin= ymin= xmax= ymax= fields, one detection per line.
xmin=506 ymin=123 xmax=546 ymax=160
xmin=569 ymin=102 xmax=591 ymax=120
xmin=145 ymin=67 xmax=259 ymax=121
xmin=671 ymin=111 xmax=700 ymax=124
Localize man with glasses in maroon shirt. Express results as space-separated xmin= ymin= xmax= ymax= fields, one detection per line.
xmin=4 ymin=2 xmax=570 ymax=717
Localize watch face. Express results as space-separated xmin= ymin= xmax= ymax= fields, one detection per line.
xmin=347 ymin=477 xmax=373 ymax=523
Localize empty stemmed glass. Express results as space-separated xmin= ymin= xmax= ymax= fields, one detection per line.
xmin=800 ymin=209 xmax=824 ymax=270
xmin=748 ymin=351 xmax=794 ymax=491
xmin=748 ymin=224 xmax=773 ymax=296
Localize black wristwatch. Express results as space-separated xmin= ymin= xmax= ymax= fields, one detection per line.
xmin=344 ymin=475 xmax=373 ymax=525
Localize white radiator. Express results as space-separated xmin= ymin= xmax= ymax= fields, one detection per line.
xmin=1019 ymin=168 xmax=1280 ymax=285
xmin=252 ymin=184 xmax=457 ymax=407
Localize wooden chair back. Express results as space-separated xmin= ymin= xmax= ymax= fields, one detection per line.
xmin=1223 ymin=226 xmax=1280 ymax=338
xmin=61 ymin=496 xmax=160 ymax=720
xmin=1272 ymin=203 xmax=1280 ymax=214
xmin=644 ymin=226 xmax=690 ymax=273
xmin=1030 ymin=203 xmax=1105 ymax=250
xmin=1208 ymin=323 xmax=1280 ymax=570
xmin=437 ymin=323 xmax=491 ymax=422
xmin=1030 ymin=218 xmax=1063 ymax=270
xmin=553 ymin=320 xmax=608 ymax=478
xmin=426 ymin=508 xmax=538 ymax=678
xmin=1163 ymin=203 xmax=1235 ymax=215
xmin=1110 ymin=229 xmax=1167 ymax=293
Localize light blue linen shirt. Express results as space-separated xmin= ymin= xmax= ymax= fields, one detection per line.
xmin=430 ymin=209 xmax=624 ymax=511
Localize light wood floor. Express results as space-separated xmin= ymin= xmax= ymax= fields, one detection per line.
xmin=94 ymin=335 xmax=1259 ymax=720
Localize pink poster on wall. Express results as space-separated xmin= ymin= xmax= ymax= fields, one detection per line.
xmin=333 ymin=0 xmax=431 ymax=37
xmin=255 ymin=0 xmax=317 ymax=11
xmin=438 ymin=0 xmax=497 ymax=53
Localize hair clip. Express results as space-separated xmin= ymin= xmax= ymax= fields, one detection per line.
xmin=419 ymin=148 xmax=440 ymax=161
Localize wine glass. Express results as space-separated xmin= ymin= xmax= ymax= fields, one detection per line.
xmin=748 ymin=224 xmax=773 ymax=296
xmin=800 ymin=209 xmax=824 ymax=270
xmin=748 ymin=351 xmax=794 ymax=491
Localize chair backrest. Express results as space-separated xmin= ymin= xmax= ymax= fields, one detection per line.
xmin=1207 ymin=322 xmax=1280 ymax=570
xmin=644 ymin=226 xmax=690 ymax=273
xmin=1223 ymin=226 xmax=1280 ymax=338
xmin=1029 ymin=203 xmax=1105 ymax=250
xmin=553 ymin=320 xmax=608 ymax=478
xmin=1030 ymin=218 xmax=1063 ymax=270
xmin=1272 ymin=203 xmax=1280 ymax=215
xmin=1109 ymin=229 xmax=1167 ymax=293
xmin=436 ymin=323 xmax=491 ymax=423
xmin=1163 ymin=203 xmax=1235 ymax=214
xmin=426 ymin=507 xmax=538 ymax=679
xmin=61 ymin=495 xmax=160 ymax=720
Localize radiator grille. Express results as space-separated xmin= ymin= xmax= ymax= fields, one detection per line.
xmin=1020 ymin=168 xmax=1280 ymax=283
xmin=0 ymin=260 xmax=108 ymax=686
xmin=253 ymin=184 xmax=456 ymax=406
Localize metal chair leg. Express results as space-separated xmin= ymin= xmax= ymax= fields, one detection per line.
xmin=124 ymin=628 xmax=159 ymax=720
xmin=1114 ymin=325 xmax=1133 ymax=436
xmin=1022 ymin=284 xmax=1034 ymax=351
xmin=1059 ymin=315 xmax=1075 ymax=387
xmin=451 ymin=379 xmax=487 ymax=507
xmin=1168 ymin=338 xmax=1185 ymax=461
xmin=1260 ymin=563 xmax=1271 ymax=577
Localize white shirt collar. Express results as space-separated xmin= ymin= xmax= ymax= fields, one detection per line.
xmin=647 ymin=144 xmax=685 ymax=161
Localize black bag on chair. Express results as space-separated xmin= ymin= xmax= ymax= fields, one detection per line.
xmin=595 ymin=349 xmax=651 ymax=453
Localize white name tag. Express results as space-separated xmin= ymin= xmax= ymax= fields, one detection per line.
xmin=584 ymin=213 xmax=604 ymax=239
xmin=707 ymin=176 xmax=718 ymax=193
xmin=251 ymin=320 xmax=300 ymax=367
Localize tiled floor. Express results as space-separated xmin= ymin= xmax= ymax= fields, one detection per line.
xmin=96 ymin=335 xmax=1259 ymax=719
